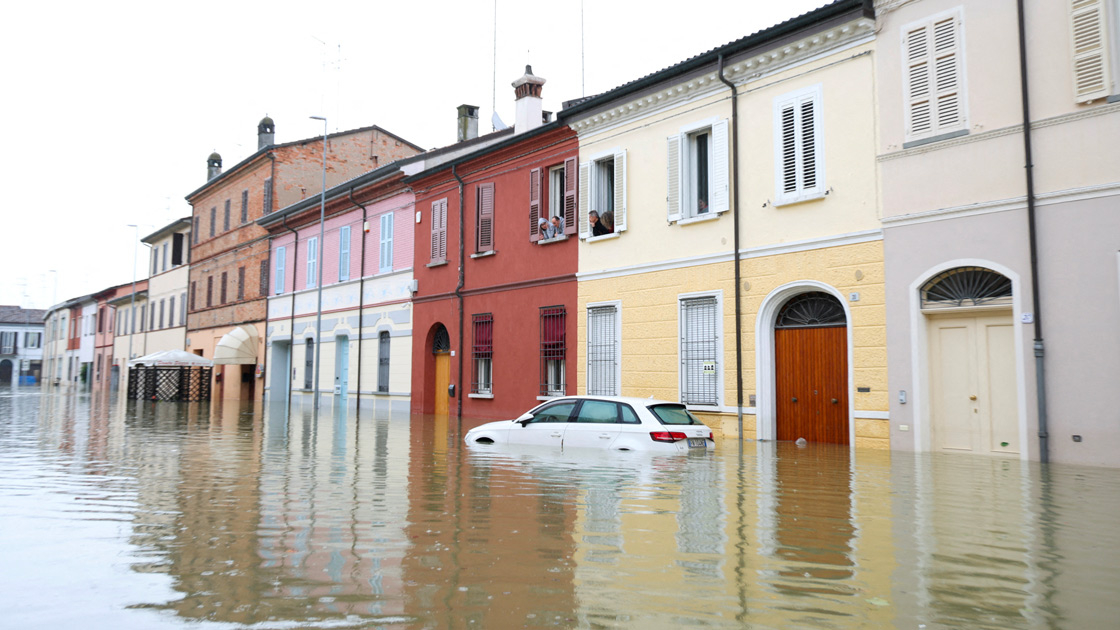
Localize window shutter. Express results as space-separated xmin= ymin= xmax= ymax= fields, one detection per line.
xmin=259 ymin=260 xmax=268 ymax=297
xmin=380 ymin=213 xmax=394 ymax=271
xmin=431 ymin=199 xmax=447 ymax=262
xmin=306 ymin=237 xmax=317 ymax=288
xmin=775 ymin=87 xmax=824 ymax=203
xmin=613 ymin=150 xmax=627 ymax=232
xmin=563 ymin=157 xmax=578 ymax=235
xmin=263 ymin=178 xmax=273 ymax=214
xmin=529 ymin=167 xmax=542 ymax=242
xmin=339 ymin=225 xmax=351 ymax=282
xmin=241 ymin=189 xmax=249 ymax=223
xmin=666 ymin=134 xmax=681 ymax=223
xmin=223 ymin=199 xmax=231 ymax=231
xmin=237 ymin=266 xmax=245 ymax=300
xmin=1071 ymin=0 xmax=1111 ymax=102
xmin=275 ymin=246 xmax=286 ymax=294
xmin=799 ymin=98 xmax=820 ymax=193
xmin=904 ymin=13 xmax=965 ymax=140
xmin=578 ymin=162 xmax=590 ymax=238
xmin=710 ymin=119 xmax=730 ymax=213
xmin=477 ymin=183 xmax=494 ymax=251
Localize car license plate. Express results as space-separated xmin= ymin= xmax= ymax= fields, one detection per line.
xmin=687 ymin=438 xmax=706 ymax=448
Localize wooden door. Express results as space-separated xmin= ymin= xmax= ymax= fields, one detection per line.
xmin=775 ymin=326 xmax=848 ymax=444
xmin=433 ymin=353 xmax=450 ymax=416
xmin=929 ymin=313 xmax=1018 ymax=454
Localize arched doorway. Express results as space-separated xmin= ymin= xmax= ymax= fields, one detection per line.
xmin=431 ymin=324 xmax=451 ymax=415
xmin=922 ymin=266 xmax=1018 ymax=455
xmin=774 ymin=291 xmax=849 ymax=444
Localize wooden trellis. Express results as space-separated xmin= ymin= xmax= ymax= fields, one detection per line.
xmin=127 ymin=366 xmax=212 ymax=402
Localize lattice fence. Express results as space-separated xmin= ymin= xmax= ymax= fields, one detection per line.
xmin=127 ymin=366 xmax=212 ymax=401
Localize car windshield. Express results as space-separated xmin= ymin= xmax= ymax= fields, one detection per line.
xmin=649 ymin=404 xmax=700 ymax=425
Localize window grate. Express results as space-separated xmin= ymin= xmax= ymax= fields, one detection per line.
xmin=587 ymin=305 xmax=618 ymax=396
xmin=432 ymin=325 xmax=450 ymax=353
xmin=680 ymin=296 xmax=718 ymax=405
xmin=921 ymin=266 xmax=1012 ymax=309
xmin=471 ymin=314 xmax=493 ymax=394
xmin=539 ymin=306 xmax=566 ymax=396
xmin=776 ymin=292 xmax=846 ymax=328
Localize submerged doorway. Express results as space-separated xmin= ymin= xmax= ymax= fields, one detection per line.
xmin=922 ymin=267 xmax=1018 ymax=455
xmin=335 ymin=334 xmax=350 ymax=403
xmin=774 ymin=292 xmax=849 ymax=444
xmin=431 ymin=324 xmax=451 ymax=415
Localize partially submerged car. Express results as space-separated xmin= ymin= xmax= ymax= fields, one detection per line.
xmin=464 ymin=396 xmax=715 ymax=453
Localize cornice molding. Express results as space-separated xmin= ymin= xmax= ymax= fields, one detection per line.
xmin=879 ymin=101 xmax=1120 ymax=162
xmin=881 ymin=182 xmax=1120 ymax=228
xmin=577 ymin=229 xmax=883 ymax=282
xmin=569 ymin=18 xmax=876 ymax=137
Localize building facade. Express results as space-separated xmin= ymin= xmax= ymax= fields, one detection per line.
xmin=877 ymin=0 xmax=1120 ymax=466
xmin=409 ymin=70 xmax=580 ymax=421
xmin=185 ymin=117 xmax=421 ymax=403
xmin=563 ymin=0 xmax=887 ymax=448
xmin=0 ymin=306 xmax=47 ymax=385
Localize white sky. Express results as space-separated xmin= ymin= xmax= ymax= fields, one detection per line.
xmin=0 ymin=0 xmax=830 ymax=310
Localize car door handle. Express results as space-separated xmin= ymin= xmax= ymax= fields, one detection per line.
xmin=599 ymin=434 xmax=612 ymax=439
xmin=550 ymin=432 xmax=562 ymax=438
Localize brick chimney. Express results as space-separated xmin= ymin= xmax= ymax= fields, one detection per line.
xmin=512 ymin=65 xmax=546 ymax=134
xmin=257 ymin=115 xmax=275 ymax=150
xmin=457 ymin=105 xmax=479 ymax=142
xmin=207 ymin=152 xmax=222 ymax=180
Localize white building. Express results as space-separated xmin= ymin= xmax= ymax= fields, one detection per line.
xmin=0 ymin=305 xmax=47 ymax=385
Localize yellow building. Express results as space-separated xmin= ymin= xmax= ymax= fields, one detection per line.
xmin=562 ymin=0 xmax=888 ymax=449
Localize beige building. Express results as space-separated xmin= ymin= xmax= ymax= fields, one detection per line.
xmin=563 ymin=0 xmax=888 ymax=448
xmin=877 ymin=0 xmax=1120 ymax=465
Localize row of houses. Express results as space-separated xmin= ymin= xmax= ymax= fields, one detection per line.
xmin=42 ymin=0 xmax=1120 ymax=467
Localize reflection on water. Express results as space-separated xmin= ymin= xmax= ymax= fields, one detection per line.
xmin=1 ymin=388 xmax=1119 ymax=629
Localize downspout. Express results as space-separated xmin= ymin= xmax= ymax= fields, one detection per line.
xmin=281 ymin=214 xmax=300 ymax=411
xmin=1016 ymin=0 xmax=1048 ymax=463
xmin=452 ymin=165 xmax=467 ymax=431
xmin=718 ymin=54 xmax=745 ymax=448
xmin=348 ymin=187 xmax=368 ymax=414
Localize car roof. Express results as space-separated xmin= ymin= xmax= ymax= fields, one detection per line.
xmin=539 ymin=395 xmax=684 ymax=408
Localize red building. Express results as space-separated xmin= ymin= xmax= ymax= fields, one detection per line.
xmin=408 ymin=67 xmax=579 ymax=422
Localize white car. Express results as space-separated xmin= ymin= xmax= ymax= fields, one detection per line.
xmin=463 ymin=396 xmax=715 ymax=453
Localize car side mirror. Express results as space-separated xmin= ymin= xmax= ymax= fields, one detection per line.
xmin=518 ymin=418 xmax=532 ymax=427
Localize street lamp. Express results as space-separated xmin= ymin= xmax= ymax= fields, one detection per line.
xmin=310 ymin=115 xmax=328 ymax=414
xmin=126 ymin=224 xmax=140 ymax=367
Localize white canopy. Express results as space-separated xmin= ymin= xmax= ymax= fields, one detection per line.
xmin=129 ymin=349 xmax=214 ymax=367
xmin=212 ymin=324 xmax=259 ymax=365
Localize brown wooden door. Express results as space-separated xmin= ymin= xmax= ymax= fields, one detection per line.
xmin=775 ymin=326 xmax=848 ymax=444
xmin=433 ymin=352 xmax=450 ymax=416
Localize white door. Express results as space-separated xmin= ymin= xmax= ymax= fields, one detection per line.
xmin=510 ymin=401 xmax=576 ymax=448
xmin=562 ymin=400 xmax=623 ymax=449
xmin=335 ymin=335 xmax=349 ymax=402
xmin=929 ymin=313 xmax=1018 ymax=455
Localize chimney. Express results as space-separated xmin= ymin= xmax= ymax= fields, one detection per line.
xmin=207 ymin=152 xmax=222 ymax=180
xmin=257 ymin=115 xmax=275 ymax=149
xmin=512 ymin=65 xmax=546 ymax=134
xmin=457 ymin=105 xmax=479 ymax=142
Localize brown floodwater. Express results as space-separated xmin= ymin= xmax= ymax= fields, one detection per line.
xmin=2 ymin=387 xmax=1119 ymax=629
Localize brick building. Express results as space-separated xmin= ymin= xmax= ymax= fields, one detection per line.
xmin=185 ymin=117 xmax=421 ymax=402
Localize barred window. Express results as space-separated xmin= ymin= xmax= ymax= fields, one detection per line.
xmin=471 ymin=313 xmax=493 ymax=395
xmin=539 ymin=306 xmax=566 ymax=396
xmin=587 ymin=304 xmax=619 ymax=396
xmin=680 ymin=296 xmax=718 ymax=405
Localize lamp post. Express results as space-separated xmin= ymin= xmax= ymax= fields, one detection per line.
xmin=310 ymin=115 xmax=328 ymax=414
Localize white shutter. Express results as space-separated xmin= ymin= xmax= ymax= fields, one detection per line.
xmin=338 ymin=225 xmax=350 ymax=282
xmin=306 ymin=237 xmax=317 ymax=288
xmin=1071 ymin=0 xmax=1112 ymax=102
xmin=380 ymin=213 xmax=394 ymax=271
xmin=773 ymin=86 xmax=824 ymax=204
xmin=904 ymin=11 xmax=966 ymax=141
xmin=710 ymin=119 xmax=730 ymax=213
xmin=578 ymin=161 xmax=590 ymax=238
xmin=613 ymin=149 xmax=627 ymax=232
xmin=275 ymin=246 xmax=286 ymax=294
xmin=666 ymin=134 xmax=681 ymax=223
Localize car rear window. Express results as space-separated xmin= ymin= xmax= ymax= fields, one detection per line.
xmin=649 ymin=404 xmax=700 ymax=425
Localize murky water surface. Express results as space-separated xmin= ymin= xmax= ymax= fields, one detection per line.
xmin=2 ymin=389 xmax=1119 ymax=629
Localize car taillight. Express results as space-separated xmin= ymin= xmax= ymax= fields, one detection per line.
xmin=650 ymin=431 xmax=688 ymax=443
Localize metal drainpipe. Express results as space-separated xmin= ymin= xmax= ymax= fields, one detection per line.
xmin=1016 ymin=0 xmax=1048 ymax=463
xmin=718 ymin=54 xmax=745 ymax=448
xmin=281 ymin=214 xmax=300 ymax=411
xmin=348 ymin=187 xmax=368 ymax=414
xmin=452 ymin=165 xmax=466 ymax=432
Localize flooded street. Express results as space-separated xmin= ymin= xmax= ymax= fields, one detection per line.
xmin=2 ymin=388 xmax=1119 ymax=629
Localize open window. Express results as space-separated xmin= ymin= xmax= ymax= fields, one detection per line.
xmin=667 ymin=118 xmax=729 ymax=222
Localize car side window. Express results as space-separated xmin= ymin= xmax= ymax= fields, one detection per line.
xmin=531 ymin=402 xmax=577 ymax=423
xmin=648 ymin=404 xmax=698 ymax=425
xmin=620 ymin=404 xmax=640 ymax=424
xmin=574 ymin=400 xmax=619 ymax=423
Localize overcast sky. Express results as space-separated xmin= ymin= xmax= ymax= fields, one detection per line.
xmin=0 ymin=0 xmax=829 ymax=311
